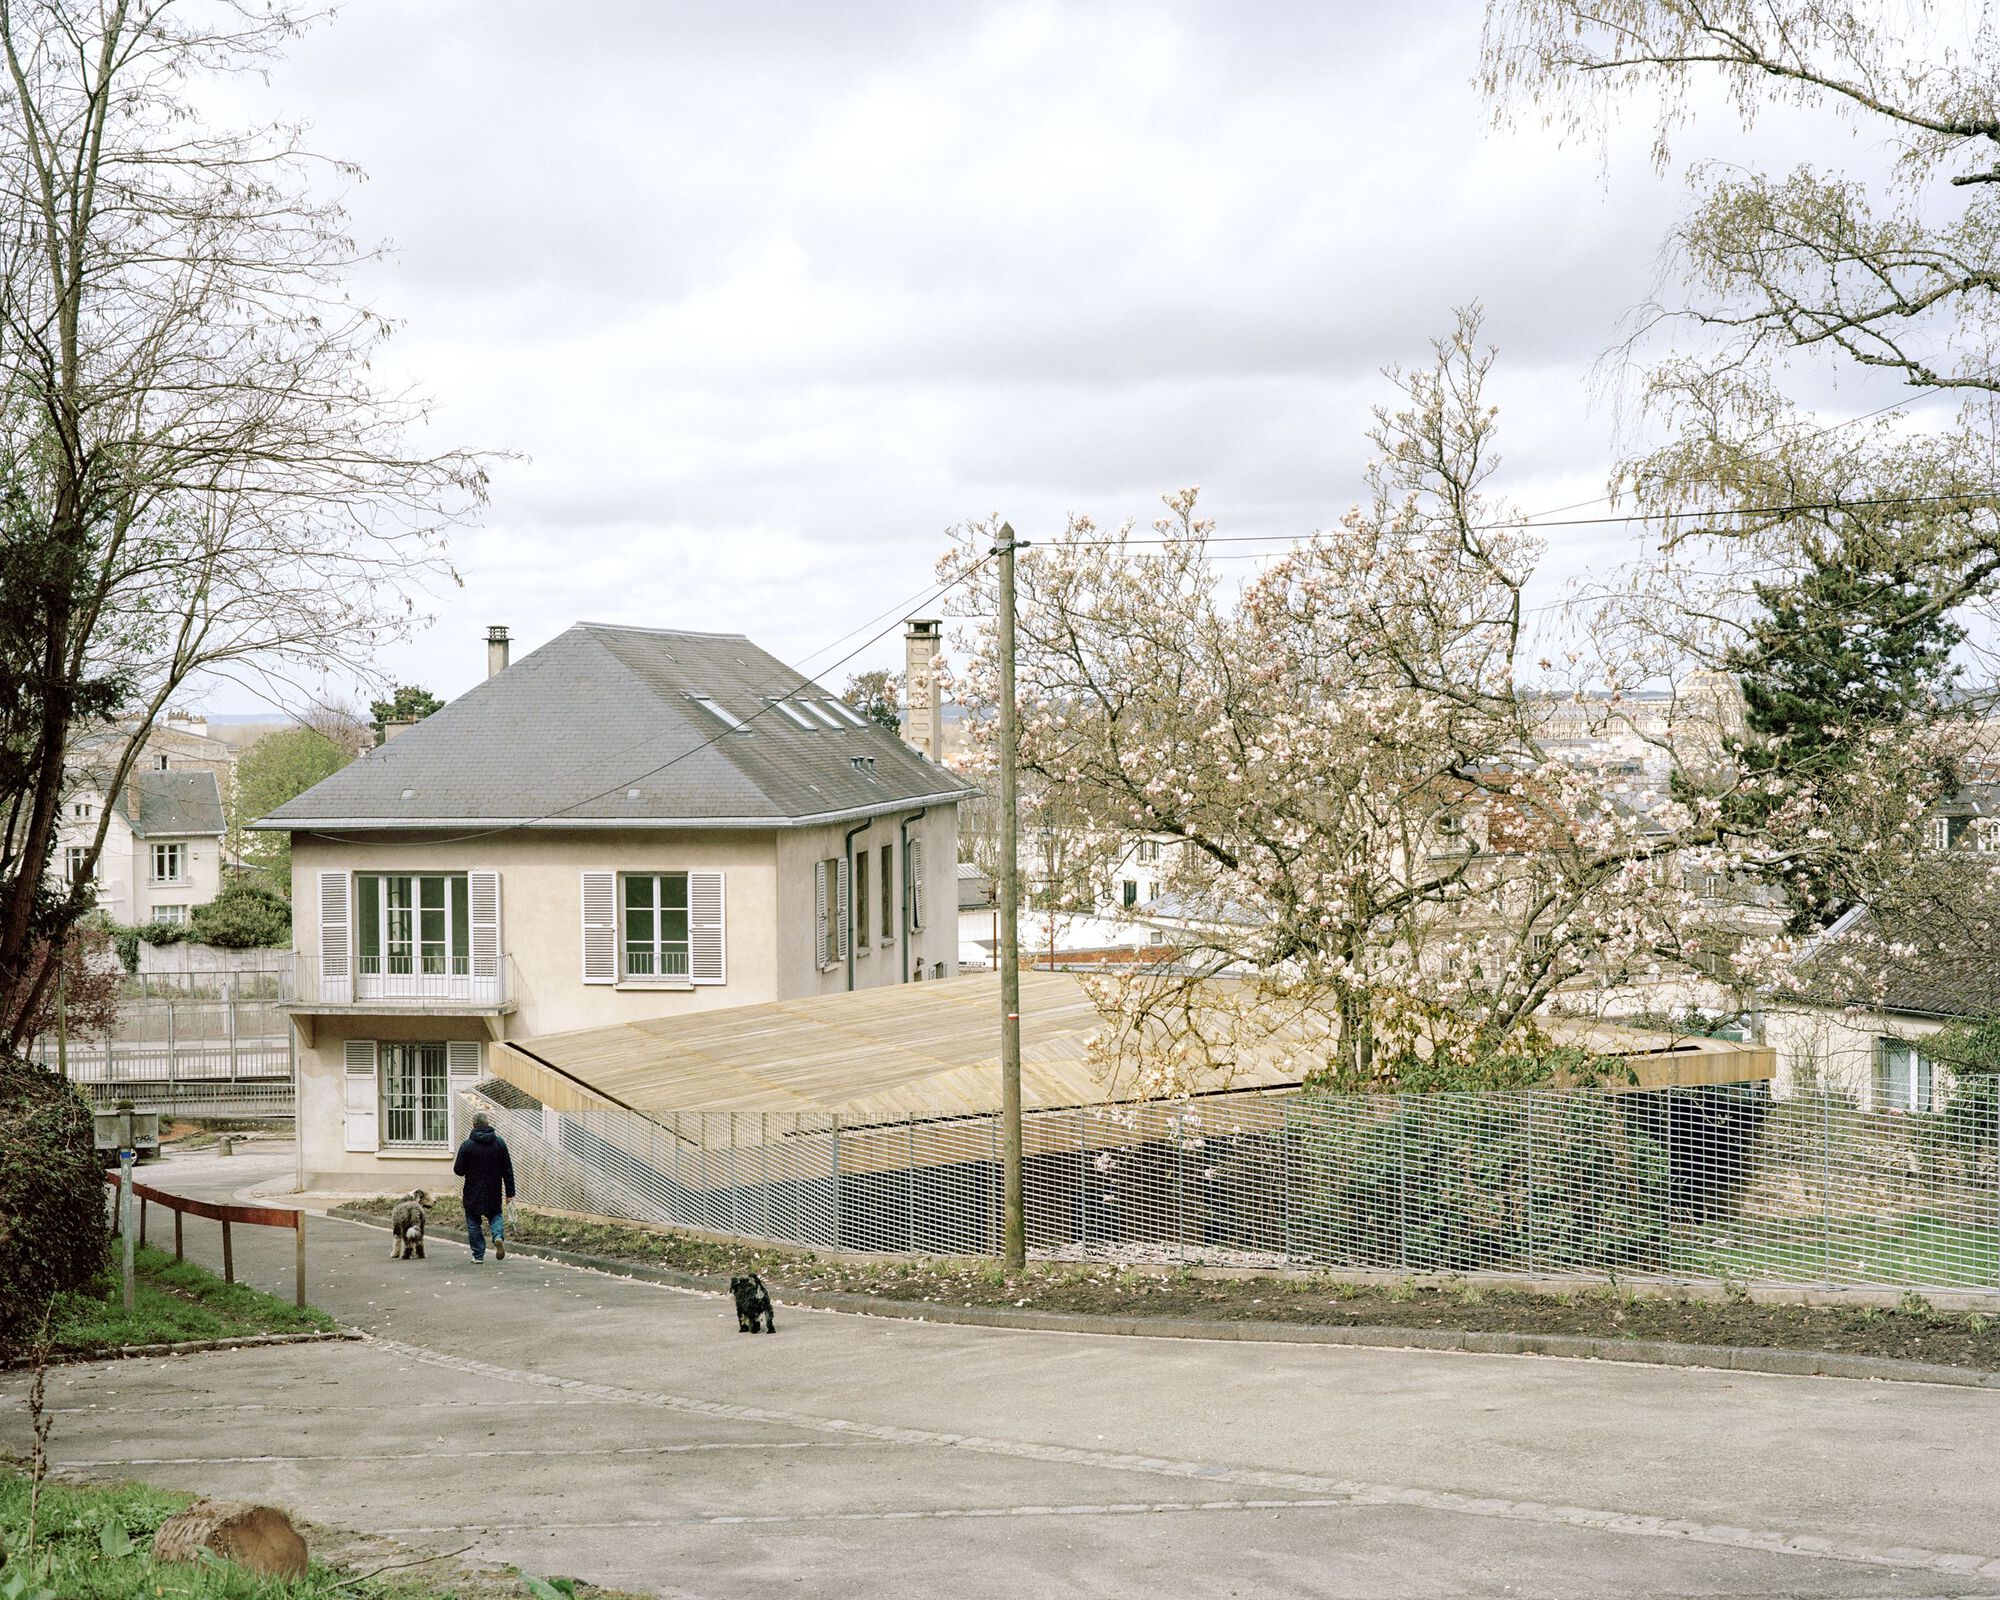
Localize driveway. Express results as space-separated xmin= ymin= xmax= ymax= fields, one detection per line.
xmin=7 ymin=1142 xmax=2000 ymax=1599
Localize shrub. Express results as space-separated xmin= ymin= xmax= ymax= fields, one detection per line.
xmin=0 ymin=1058 xmax=107 ymax=1346
xmin=1287 ymin=1090 xmax=1669 ymax=1274
xmin=189 ymin=874 xmax=291 ymax=948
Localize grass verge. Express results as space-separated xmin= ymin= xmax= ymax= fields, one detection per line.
xmin=32 ymin=1246 xmax=336 ymax=1356
xmin=335 ymin=1198 xmax=2000 ymax=1370
xmin=0 ymin=1469 xmax=633 ymax=1599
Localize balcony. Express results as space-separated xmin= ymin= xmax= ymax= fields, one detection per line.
xmin=286 ymin=949 xmax=517 ymax=1044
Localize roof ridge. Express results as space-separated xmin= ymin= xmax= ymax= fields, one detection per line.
xmin=576 ymin=621 xmax=753 ymax=643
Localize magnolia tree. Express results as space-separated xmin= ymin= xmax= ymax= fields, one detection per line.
xmin=945 ymin=313 xmax=1738 ymax=1094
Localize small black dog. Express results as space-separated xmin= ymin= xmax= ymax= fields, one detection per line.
xmin=730 ymin=1272 xmax=776 ymax=1334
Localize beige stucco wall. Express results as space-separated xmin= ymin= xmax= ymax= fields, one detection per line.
xmin=1764 ymin=1002 xmax=1949 ymax=1110
xmin=290 ymin=806 xmax=961 ymax=1187
xmin=771 ymin=807 xmax=959 ymax=995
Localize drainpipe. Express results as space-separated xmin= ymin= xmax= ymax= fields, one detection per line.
xmin=898 ymin=808 xmax=927 ymax=982
xmin=843 ymin=819 xmax=870 ymax=992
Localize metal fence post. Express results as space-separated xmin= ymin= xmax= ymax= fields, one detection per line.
xmin=831 ymin=1113 xmax=842 ymax=1252
xmin=1524 ymin=1092 xmax=1536 ymax=1276
xmin=165 ymin=1003 xmax=176 ymax=1113
xmin=1174 ymin=1103 xmax=1187 ymax=1253
xmin=907 ymin=1120 xmax=916 ymax=1253
xmin=1077 ymin=1106 xmax=1088 ymax=1251
xmin=1397 ymin=1094 xmax=1409 ymax=1274
xmin=1821 ymin=1089 xmax=1834 ymax=1290
xmin=1280 ymin=1100 xmax=1293 ymax=1267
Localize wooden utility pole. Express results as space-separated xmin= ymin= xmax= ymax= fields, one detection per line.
xmin=997 ymin=522 xmax=1026 ymax=1272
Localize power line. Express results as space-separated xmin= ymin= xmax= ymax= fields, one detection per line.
xmin=1052 ymin=488 xmax=1999 ymax=552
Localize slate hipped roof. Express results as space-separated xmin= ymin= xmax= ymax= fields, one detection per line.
xmin=253 ymin=623 xmax=976 ymax=832
xmin=117 ymin=771 xmax=226 ymax=838
xmin=1793 ymin=902 xmax=2000 ymax=1022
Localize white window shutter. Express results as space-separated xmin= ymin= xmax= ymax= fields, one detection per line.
xmin=836 ymin=855 xmax=850 ymax=962
xmin=342 ymin=1039 xmax=378 ymax=1152
xmin=689 ymin=871 xmax=726 ymax=985
xmin=815 ymin=860 xmax=830 ymax=968
xmin=582 ymin=870 xmax=616 ymax=984
xmin=910 ymin=839 xmax=925 ymax=930
xmin=446 ymin=1040 xmax=482 ymax=1144
xmin=468 ymin=870 xmax=501 ymax=981
xmin=319 ymin=871 xmax=352 ymax=1004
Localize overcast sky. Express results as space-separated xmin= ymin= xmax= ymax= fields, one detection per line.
xmin=199 ymin=0 xmax=1894 ymax=716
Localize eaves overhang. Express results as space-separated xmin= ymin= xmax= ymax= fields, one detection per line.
xmin=248 ymin=787 xmax=976 ymax=834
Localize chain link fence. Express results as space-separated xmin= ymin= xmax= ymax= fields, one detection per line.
xmin=469 ymin=1076 xmax=2000 ymax=1292
xmin=32 ymin=998 xmax=296 ymax=1118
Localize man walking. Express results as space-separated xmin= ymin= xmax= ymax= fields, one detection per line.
xmin=453 ymin=1110 xmax=516 ymax=1262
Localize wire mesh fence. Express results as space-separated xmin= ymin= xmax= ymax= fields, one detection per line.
xmin=31 ymin=998 xmax=296 ymax=1118
xmin=470 ymin=1077 xmax=2000 ymax=1293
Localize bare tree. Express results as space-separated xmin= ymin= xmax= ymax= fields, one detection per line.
xmin=0 ymin=0 xmax=488 ymax=1053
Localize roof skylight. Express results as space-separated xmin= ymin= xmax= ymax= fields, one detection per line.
xmin=769 ymin=699 xmax=820 ymax=730
xmin=692 ymin=696 xmax=748 ymax=732
xmin=801 ymin=700 xmax=845 ymax=729
xmin=823 ymin=699 xmax=869 ymax=728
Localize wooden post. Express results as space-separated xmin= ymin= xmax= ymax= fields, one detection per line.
xmin=119 ymin=1155 xmax=136 ymax=1316
xmin=996 ymin=521 xmax=1026 ymax=1272
xmin=174 ymin=1207 xmax=184 ymax=1263
xmin=222 ymin=1217 xmax=234 ymax=1284
xmin=293 ymin=1212 xmax=306 ymax=1310
xmin=139 ymin=1194 xmax=148 ymax=1248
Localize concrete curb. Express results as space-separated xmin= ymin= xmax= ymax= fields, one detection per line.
xmin=325 ymin=1207 xmax=2000 ymax=1390
xmin=5 ymin=1330 xmax=361 ymax=1370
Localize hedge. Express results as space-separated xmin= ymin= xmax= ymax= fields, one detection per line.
xmin=0 ymin=1057 xmax=108 ymax=1346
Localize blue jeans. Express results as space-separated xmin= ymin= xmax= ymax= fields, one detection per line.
xmin=465 ymin=1207 xmax=504 ymax=1259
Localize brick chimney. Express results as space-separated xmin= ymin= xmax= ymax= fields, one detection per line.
xmin=903 ymin=619 xmax=942 ymax=761
xmin=486 ymin=624 xmax=511 ymax=679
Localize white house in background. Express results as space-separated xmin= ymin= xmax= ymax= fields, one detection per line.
xmin=1764 ymin=902 xmax=2000 ymax=1112
xmin=55 ymin=768 xmax=226 ymax=927
xmin=254 ymin=622 xmax=974 ymax=1189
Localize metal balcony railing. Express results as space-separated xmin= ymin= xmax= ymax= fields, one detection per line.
xmin=293 ymin=949 xmax=514 ymax=1008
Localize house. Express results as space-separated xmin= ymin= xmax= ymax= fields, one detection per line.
xmin=254 ymin=621 xmax=975 ymax=1188
xmin=1764 ymin=901 xmax=2000 ymax=1112
xmin=55 ymin=768 xmax=227 ymax=927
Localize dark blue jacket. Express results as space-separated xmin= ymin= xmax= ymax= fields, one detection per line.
xmin=453 ymin=1125 xmax=516 ymax=1217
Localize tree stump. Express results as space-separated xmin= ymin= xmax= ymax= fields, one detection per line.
xmin=152 ymin=1500 xmax=307 ymax=1577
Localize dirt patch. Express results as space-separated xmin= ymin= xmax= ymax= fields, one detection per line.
xmin=333 ymin=1200 xmax=2000 ymax=1370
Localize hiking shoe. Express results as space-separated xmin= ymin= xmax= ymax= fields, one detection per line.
xmin=495 ymin=1240 xmax=505 ymax=1260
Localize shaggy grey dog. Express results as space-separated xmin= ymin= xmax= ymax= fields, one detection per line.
xmin=389 ymin=1189 xmax=432 ymax=1260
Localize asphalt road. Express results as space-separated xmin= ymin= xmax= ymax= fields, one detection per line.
xmin=7 ymin=1144 xmax=2000 ymax=1599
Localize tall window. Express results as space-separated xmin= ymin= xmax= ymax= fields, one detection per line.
xmin=1878 ymin=1039 xmax=1937 ymax=1113
xmin=909 ymin=838 xmax=925 ymax=930
xmin=1122 ymin=879 xmax=1139 ymax=908
xmin=623 ymin=873 xmax=690 ymax=978
xmin=880 ymin=843 xmax=894 ymax=945
xmin=856 ymin=848 xmax=871 ymax=948
xmin=357 ymin=874 xmax=469 ymax=977
xmin=65 ymin=846 xmax=87 ymax=882
xmin=381 ymin=1042 xmax=450 ymax=1144
xmin=151 ymin=842 xmax=184 ymax=883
